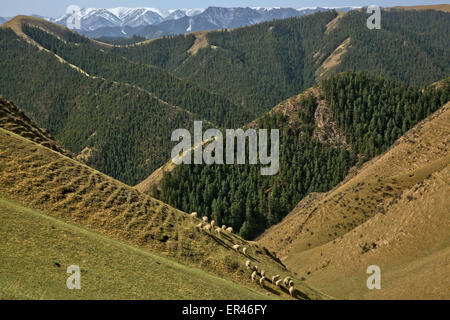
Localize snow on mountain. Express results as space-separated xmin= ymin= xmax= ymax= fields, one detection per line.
xmin=54 ymin=8 xmax=122 ymax=30
xmin=53 ymin=7 xmax=207 ymax=30
xmin=165 ymin=8 xmax=205 ymax=20
xmin=111 ymin=8 xmax=164 ymax=27
xmin=49 ymin=6 xmax=359 ymax=36
xmin=252 ymin=7 xmax=282 ymax=10
xmin=185 ymin=9 xmax=205 ymax=17
xmin=165 ymin=9 xmax=188 ymax=20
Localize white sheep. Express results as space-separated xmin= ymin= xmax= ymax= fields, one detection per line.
xmin=226 ymin=227 xmax=233 ymax=233
xmin=210 ymin=220 xmax=215 ymax=228
xmin=283 ymin=276 xmax=291 ymax=286
xmin=221 ymin=225 xmax=226 ymax=230
xmin=190 ymin=212 xmax=198 ymax=218
xmin=245 ymin=260 xmax=251 ymax=269
xmin=242 ymin=247 xmax=248 ymax=255
xmin=232 ymin=244 xmax=240 ymax=251
xmin=272 ymin=275 xmax=280 ymax=283
xmin=196 ymin=222 xmax=204 ymax=228
xmin=252 ymin=265 xmax=258 ymax=271
xmin=261 ymin=270 xmax=265 ymax=277
xmin=259 ymin=276 xmax=265 ymax=287
xmin=202 ymin=216 xmax=208 ymax=223
xmin=203 ymin=224 xmax=212 ymax=232
xmin=275 ymin=279 xmax=282 ymax=287
xmin=215 ymin=227 xmax=221 ymax=234
xmin=289 ymin=286 xmax=294 ymax=296
xmin=251 ymin=271 xmax=257 ymax=282
xmin=289 ymin=280 xmax=294 ymax=287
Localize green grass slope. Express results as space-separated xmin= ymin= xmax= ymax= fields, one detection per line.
xmin=0 ymin=196 xmax=273 ymax=300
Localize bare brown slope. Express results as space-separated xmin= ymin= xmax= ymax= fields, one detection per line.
xmin=258 ymin=102 xmax=450 ymax=299
xmin=393 ymin=4 xmax=450 ymax=13
xmin=0 ymin=97 xmax=71 ymax=158
xmin=248 ymin=86 xmax=346 ymax=143
xmin=3 ymin=15 xmax=73 ymax=39
xmin=2 ymin=15 xmax=112 ymax=49
xmin=0 ymin=124 xmax=324 ymax=299
xmin=315 ymin=38 xmax=350 ymax=81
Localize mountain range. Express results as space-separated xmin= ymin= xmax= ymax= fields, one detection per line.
xmin=0 ymin=6 xmax=359 ymax=39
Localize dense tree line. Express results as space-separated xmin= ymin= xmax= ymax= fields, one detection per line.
xmin=22 ymin=25 xmax=252 ymax=128
xmin=114 ymin=34 xmax=196 ymax=69
xmin=95 ymin=35 xmax=147 ymax=45
xmin=318 ymin=9 xmax=450 ymax=87
xmin=322 ymin=72 xmax=450 ymax=162
xmin=156 ymin=72 xmax=450 ymax=239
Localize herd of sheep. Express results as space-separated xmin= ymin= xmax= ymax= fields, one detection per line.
xmin=247 ymin=260 xmax=295 ymax=296
xmin=194 ymin=212 xmax=234 ymax=234
xmin=190 ymin=211 xmax=297 ymax=298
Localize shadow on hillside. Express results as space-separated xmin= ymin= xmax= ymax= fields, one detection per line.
xmin=204 ymin=231 xmax=260 ymax=262
xmin=261 ymin=284 xmax=281 ymax=296
xmin=279 ymin=286 xmax=311 ymax=300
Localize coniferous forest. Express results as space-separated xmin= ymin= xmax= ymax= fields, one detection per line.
xmin=156 ymin=73 xmax=449 ymax=239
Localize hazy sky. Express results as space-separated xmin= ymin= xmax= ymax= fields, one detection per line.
xmin=0 ymin=0 xmax=444 ymax=18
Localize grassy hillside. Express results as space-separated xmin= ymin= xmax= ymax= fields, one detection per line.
xmin=0 ymin=196 xmax=274 ymax=299
xmin=149 ymin=73 xmax=449 ymax=239
xmin=392 ymin=4 xmax=450 ymax=13
xmin=115 ymin=9 xmax=450 ymax=116
xmin=258 ymin=102 xmax=450 ymax=299
xmin=0 ymin=116 xmax=325 ymax=299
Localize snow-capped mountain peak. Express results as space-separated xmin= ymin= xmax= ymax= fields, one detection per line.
xmin=46 ymin=6 xmax=359 ymax=38
xmin=54 ymin=7 xmax=207 ymax=30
